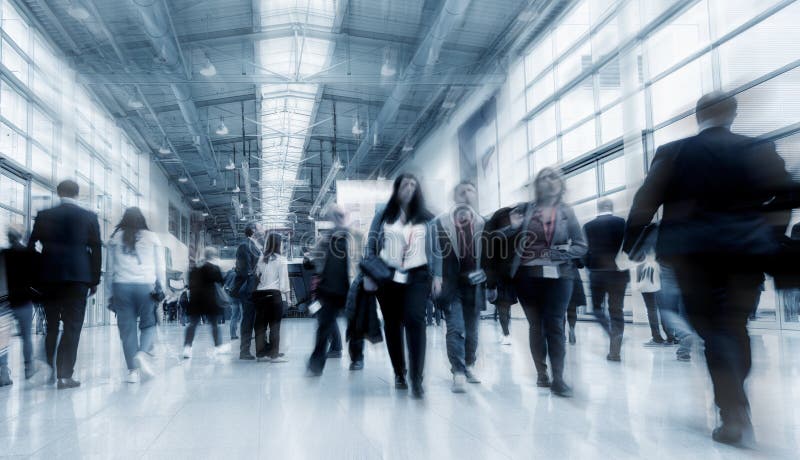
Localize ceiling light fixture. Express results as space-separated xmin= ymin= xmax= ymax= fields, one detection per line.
xmin=381 ymin=47 xmax=397 ymax=78
xmin=202 ymin=212 xmax=209 ymax=217
xmin=199 ymin=55 xmax=217 ymax=77
xmin=351 ymin=115 xmax=363 ymax=137
xmin=224 ymin=160 xmax=236 ymax=170
xmin=192 ymin=195 xmax=201 ymax=203
xmin=215 ymin=117 xmax=229 ymax=136
xmin=127 ymin=97 xmax=144 ymax=110
xmin=178 ymin=175 xmax=188 ymax=183
xmin=231 ymin=185 xmax=240 ymax=193
xmin=442 ymin=101 xmax=456 ymax=109
xmin=402 ymin=141 xmax=414 ymax=153
xmin=158 ymin=140 xmax=171 ymax=155
xmin=67 ymin=2 xmax=91 ymax=21
xmin=240 ymin=216 xmax=247 ymax=221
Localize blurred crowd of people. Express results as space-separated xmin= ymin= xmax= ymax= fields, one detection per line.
xmin=2 ymin=92 xmax=798 ymax=448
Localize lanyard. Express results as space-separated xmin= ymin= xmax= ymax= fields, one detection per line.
xmin=400 ymin=224 xmax=417 ymax=269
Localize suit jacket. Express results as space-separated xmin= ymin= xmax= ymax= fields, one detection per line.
xmin=188 ymin=262 xmax=224 ymax=316
xmin=623 ymin=127 xmax=793 ymax=259
xmin=433 ymin=206 xmax=486 ymax=305
xmin=310 ymin=227 xmax=364 ymax=285
xmin=28 ymin=201 xmax=102 ymax=287
xmin=484 ymin=206 xmax=519 ymax=305
xmin=583 ymin=214 xmax=626 ymax=271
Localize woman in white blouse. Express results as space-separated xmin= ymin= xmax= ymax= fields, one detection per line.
xmin=364 ymin=173 xmax=440 ymax=398
xmin=106 ymin=207 xmax=165 ymax=383
xmin=252 ymin=232 xmax=290 ymax=363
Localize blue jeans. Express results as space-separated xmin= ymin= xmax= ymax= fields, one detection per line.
xmin=658 ymin=265 xmax=695 ymax=356
xmin=229 ymin=299 xmax=242 ymax=339
xmin=444 ymin=284 xmax=480 ymax=374
xmin=113 ymin=283 xmax=158 ymax=370
xmin=0 ymin=303 xmax=34 ymax=371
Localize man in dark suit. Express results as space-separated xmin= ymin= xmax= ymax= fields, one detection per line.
xmin=433 ymin=181 xmax=487 ymax=393
xmin=583 ymin=199 xmax=628 ymax=361
xmin=623 ymin=92 xmax=793 ymax=445
xmin=233 ymin=223 xmax=262 ymax=360
xmin=28 ymin=180 xmax=101 ymax=389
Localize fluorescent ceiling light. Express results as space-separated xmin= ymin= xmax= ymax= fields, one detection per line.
xmin=127 ymin=97 xmax=144 ymax=109
xmin=178 ymin=175 xmax=188 ymax=183
xmin=232 ymin=185 xmax=240 ymax=193
xmin=67 ymin=3 xmax=91 ymax=20
xmin=215 ymin=118 xmax=229 ymax=136
xmin=192 ymin=196 xmax=201 ymax=203
xmin=225 ymin=161 xmax=236 ymax=170
xmin=199 ymin=56 xmax=217 ymax=77
xmin=158 ymin=141 xmax=171 ymax=155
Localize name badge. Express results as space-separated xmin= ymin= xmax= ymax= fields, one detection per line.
xmin=393 ymin=270 xmax=409 ymax=284
xmin=542 ymin=265 xmax=559 ymax=279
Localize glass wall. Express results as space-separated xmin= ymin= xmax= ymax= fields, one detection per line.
xmin=494 ymin=0 xmax=800 ymax=328
xmin=1 ymin=0 xmax=146 ymax=326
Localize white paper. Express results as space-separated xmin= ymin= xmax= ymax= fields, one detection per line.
xmin=308 ymin=300 xmax=322 ymax=315
xmin=393 ymin=270 xmax=409 ymax=284
xmin=542 ymin=265 xmax=559 ymax=279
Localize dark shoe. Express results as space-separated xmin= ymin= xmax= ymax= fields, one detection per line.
xmin=231 ymin=335 xmax=239 ymax=340
xmin=305 ymin=367 xmax=323 ymax=377
xmin=607 ymin=353 xmax=621 ymax=362
xmin=24 ymin=364 xmax=38 ymax=380
xmin=394 ymin=374 xmax=408 ymax=390
xmin=643 ymin=338 xmax=664 ymax=347
xmin=676 ymin=352 xmax=691 ymax=362
xmin=327 ymin=350 xmax=343 ymax=359
xmin=411 ymin=381 xmax=425 ymax=399
xmin=568 ymin=328 xmax=576 ymax=344
xmin=464 ymin=367 xmax=481 ymax=384
xmin=57 ymin=378 xmax=81 ymax=390
xmin=349 ymin=360 xmax=364 ymax=371
xmin=536 ymin=374 xmax=551 ymax=388
xmin=550 ymin=380 xmax=573 ymax=398
xmin=239 ymin=353 xmax=256 ymax=361
xmin=712 ymin=423 xmax=744 ymax=445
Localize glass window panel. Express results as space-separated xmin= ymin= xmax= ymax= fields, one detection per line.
xmin=528 ymin=104 xmax=557 ymax=147
xmin=556 ymin=41 xmax=591 ymax=88
xmin=525 ymin=70 xmax=555 ymax=112
xmin=509 ymin=60 xmax=526 ymax=96
xmin=562 ymin=118 xmax=597 ymax=163
xmin=77 ymin=146 xmax=92 ymax=178
xmin=641 ymin=0 xmax=683 ymax=25
xmin=653 ymin=115 xmax=697 ymax=153
xmin=1 ymin=1 xmax=30 ymax=53
xmin=30 ymin=144 xmax=52 ymax=180
xmin=731 ymin=66 xmax=800 ymax=137
xmin=0 ymin=81 xmax=28 ymax=130
xmin=2 ymin=39 xmax=29 ymax=85
xmin=600 ymin=103 xmax=623 ymax=144
xmin=531 ymin=140 xmax=558 ymax=177
xmin=588 ymin=0 xmax=616 ymax=25
xmin=93 ymin=157 xmax=104 ymax=189
xmin=31 ymin=109 xmax=53 ymax=150
xmin=0 ymin=121 xmax=26 ymax=165
xmin=709 ymin=0 xmax=783 ymax=39
xmin=598 ymin=57 xmax=622 ymax=107
xmin=0 ymin=173 xmax=25 ymax=211
xmin=601 ymin=155 xmax=625 ymax=191
xmin=555 ymin=1 xmax=590 ymax=55
xmin=565 ymin=167 xmax=598 ymax=203
xmin=646 ymin=1 xmax=710 ymax=78
xmin=77 ymin=176 xmax=91 ymax=208
xmin=560 ymin=78 xmax=594 ymax=129
xmin=31 ymin=182 xmax=53 ymax=215
xmin=718 ymin=2 xmax=800 ymax=91
xmin=525 ymin=34 xmax=553 ymax=82
xmin=33 ymin=35 xmax=59 ymax=76
xmin=591 ymin=17 xmax=619 ymax=62
xmin=650 ymin=54 xmax=713 ymax=126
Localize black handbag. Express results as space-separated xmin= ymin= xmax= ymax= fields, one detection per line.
xmin=765 ymin=235 xmax=800 ymax=290
xmin=359 ymin=255 xmax=394 ymax=285
xmin=150 ymin=280 xmax=166 ymax=302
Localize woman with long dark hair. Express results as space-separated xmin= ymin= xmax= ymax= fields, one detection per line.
xmin=500 ymin=167 xmax=587 ymax=397
xmin=106 ymin=207 xmax=165 ymax=383
xmin=252 ymin=232 xmax=290 ymax=362
xmin=364 ymin=173 xmax=440 ymax=398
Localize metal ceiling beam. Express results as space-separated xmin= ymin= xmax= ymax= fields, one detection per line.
xmin=28 ymin=0 xmax=82 ymax=55
xmin=343 ymin=0 xmax=473 ymax=177
xmin=124 ymin=92 xmax=256 ymax=116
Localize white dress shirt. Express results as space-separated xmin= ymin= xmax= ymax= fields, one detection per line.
xmin=380 ymin=220 xmax=428 ymax=270
xmin=255 ymin=254 xmax=290 ymax=297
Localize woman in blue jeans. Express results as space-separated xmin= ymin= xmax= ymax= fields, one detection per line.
xmin=499 ymin=168 xmax=587 ymax=397
xmin=0 ymin=224 xmax=38 ymax=386
xmin=106 ymin=207 xmax=165 ymax=383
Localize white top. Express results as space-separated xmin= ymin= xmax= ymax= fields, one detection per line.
xmin=380 ymin=220 xmax=428 ymax=271
xmin=255 ymin=254 xmax=290 ymax=296
xmin=106 ymin=230 xmax=166 ymax=287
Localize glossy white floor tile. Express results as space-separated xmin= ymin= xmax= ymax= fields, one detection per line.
xmin=1 ymin=314 xmax=799 ymax=459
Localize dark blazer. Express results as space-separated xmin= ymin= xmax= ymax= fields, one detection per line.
xmin=188 ymin=262 xmax=224 ymax=316
xmin=433 ymin=206 xmax=486 ymax=305
xmin=28 ymin=201 xmax=102 ymax=287
xmin=484 ymin=206 xmax=518 ymax=306
xmin=623 ymin=127 xmax=793 ymax=258
xmin=232 ymin=237 xmax=261 ymax=298
xmin=583 ymin=214 xmax=626 ymax=271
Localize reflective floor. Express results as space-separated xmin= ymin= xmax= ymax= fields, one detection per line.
xmin=1 ymin=312 xmax=799 ymax=459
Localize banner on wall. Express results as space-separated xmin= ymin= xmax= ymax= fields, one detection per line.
xmin=458 ymin=97 xmax=500 ymax=215
xmin=335 ymin=180 xmax=394 ymax=238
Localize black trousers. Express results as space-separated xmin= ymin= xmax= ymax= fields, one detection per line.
xmin=496 ymin=302 xmax=512 ymax=336
xmin=253 ymin=290 xmax=283 ymax=358
xmin=239 ymin=298 xmax=256 ymax=356
xmin=44 ymin=283 xmax=89 ymax=379
xmin=642 ymin=291 xmax=673 ymax=341
xmin=589 ymin=270 xmax=629 ymax=354
xmin=308 ymin=294 xmax=346 ymax=373
xmin=376 ymin=267 xmax=430 ymax=384
xmin=184 ymin=314 xmax=222 ymax=347
xmin=514 ymin=271 xmax=572 ymax=382
xmin=670 ymin=255 xmax=761 ymax=425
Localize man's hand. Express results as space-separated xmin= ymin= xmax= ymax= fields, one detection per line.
xmin=363 ymin=276 xmax=378 ymax=292
xmin=432 ymin=276 xmax=443 ymax=298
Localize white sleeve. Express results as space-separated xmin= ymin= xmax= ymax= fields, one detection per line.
xmin=280 ymin=258 xmax=290 ymax=296
xmin=151 ymin=233 xmax=167 ymax=289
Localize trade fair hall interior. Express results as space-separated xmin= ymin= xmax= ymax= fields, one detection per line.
xmin=2 ymin=0 xmax=800 ymax=459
